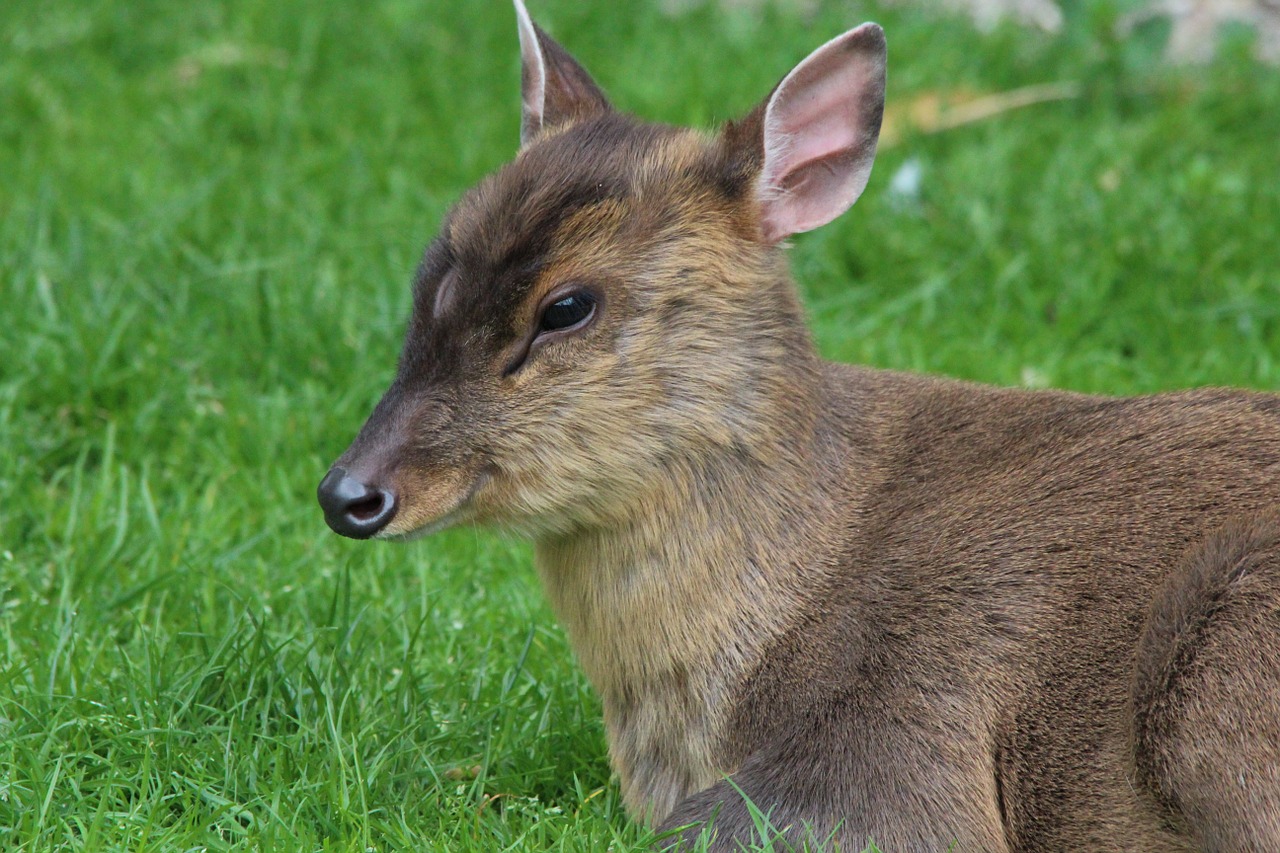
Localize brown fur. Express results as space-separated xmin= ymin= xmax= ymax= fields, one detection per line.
xmin=320 ymin=13 xmax=1280 ymax=852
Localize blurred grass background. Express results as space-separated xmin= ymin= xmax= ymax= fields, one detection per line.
xmin=2 ymin=0 xmax=1279 ymax=849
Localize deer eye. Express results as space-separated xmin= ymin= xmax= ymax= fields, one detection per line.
xmin=538 ymin=292 xmax=596 ymax=333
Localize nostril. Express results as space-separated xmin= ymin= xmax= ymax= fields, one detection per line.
xmin=346 ymin=493 xmax=386 ymax=523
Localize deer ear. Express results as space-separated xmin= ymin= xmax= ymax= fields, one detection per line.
xmin=515 ymin=0 xmax=611 ymax=146
xmin=753 ymin=23 xmax=887 ymax=244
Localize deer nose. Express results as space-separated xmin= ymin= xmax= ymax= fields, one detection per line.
xmin=317 ymin=467 xmax=398 ymax=539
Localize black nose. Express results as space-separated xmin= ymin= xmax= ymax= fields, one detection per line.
xmin=317 ymin=467 xmax=398 ymax=539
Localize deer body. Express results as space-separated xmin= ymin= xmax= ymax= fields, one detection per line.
xmin=659 ymin=368 xmax=1280 ymax=849
xmin=318 ymin=4 xmax=1280 ymax=849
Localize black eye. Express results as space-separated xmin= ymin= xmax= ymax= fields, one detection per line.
xmin=539 ymin=292 xmax=596 ymax=333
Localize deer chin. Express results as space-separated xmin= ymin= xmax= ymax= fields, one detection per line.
xmin=377 ymin=468 xmax=491 ymax=541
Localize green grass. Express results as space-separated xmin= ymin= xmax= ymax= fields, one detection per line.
xmin=2 ymin=0 xmax=1279 ymax=849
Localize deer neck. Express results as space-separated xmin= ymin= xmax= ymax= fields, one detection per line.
xmin=532 ymin=345 xmax=849 ymax=821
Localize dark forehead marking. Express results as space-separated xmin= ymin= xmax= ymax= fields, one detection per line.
xmin=405 ymin=115 xmax=690 ymax=365
xmin=408 ymin=111 xmax=752 ymax=343
xmin=396 ymin=113 xmax=756 ymax=386
xmin=450 ymin=114 xmax=684 ymax=278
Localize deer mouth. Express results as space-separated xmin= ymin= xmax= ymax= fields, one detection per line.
xmin=376 ymin=466 xmax=493 ymax=541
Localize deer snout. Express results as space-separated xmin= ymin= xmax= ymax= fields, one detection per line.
xmin=317 ymin=466 xmax=399 ymax=539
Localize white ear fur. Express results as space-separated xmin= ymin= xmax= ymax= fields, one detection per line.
xmin=757 ymin=23 xmax=887 ymax=244
xmin=513 ymin=0 xmax=610 ymax=147
xmin=514 ymin=0 xmax=547 ymax=144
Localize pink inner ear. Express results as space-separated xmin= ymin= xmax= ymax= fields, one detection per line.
xmin=759 ymin=24 xmax=886 ymax=243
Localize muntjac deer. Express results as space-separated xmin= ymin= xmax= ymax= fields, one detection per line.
xmin=318 ymin=2 xmax=1280 ymax=849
